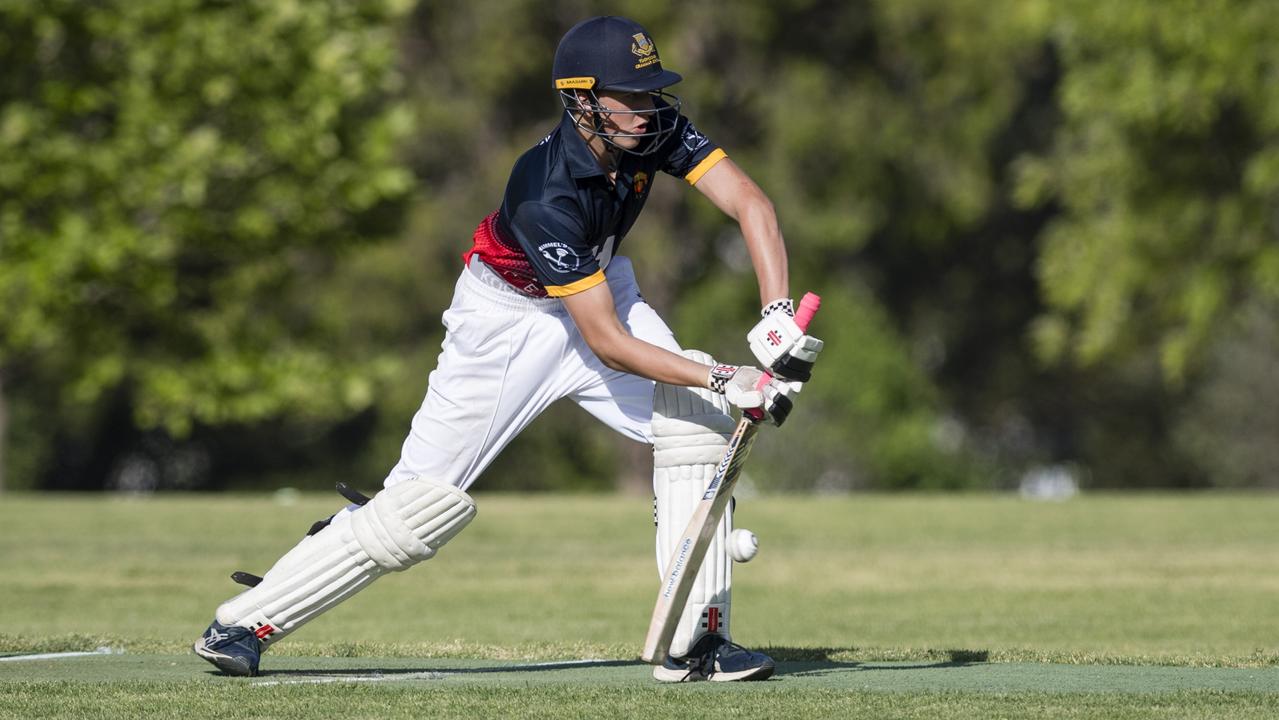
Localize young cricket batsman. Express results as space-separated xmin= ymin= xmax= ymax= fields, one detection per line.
xmin=193 ymin=15 xmax=823 ymax=682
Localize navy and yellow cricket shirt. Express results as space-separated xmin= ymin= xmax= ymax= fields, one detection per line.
xmin=464 ymin=104 xmax=726 ymax=297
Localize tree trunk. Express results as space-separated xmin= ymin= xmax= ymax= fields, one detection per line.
xmin=0 ymin=371 xmax=7 ymax=494
xmin=617 ymin=438 xmax=653 ymax=497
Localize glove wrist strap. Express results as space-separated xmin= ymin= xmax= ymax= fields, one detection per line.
xmin=708 ymin=364 xmax=738 ymax=394
xmin=761 ymin=298 xmax=795 ymax=318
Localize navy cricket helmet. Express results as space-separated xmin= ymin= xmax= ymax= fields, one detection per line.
xmin=552 ymin=16 xmax=682 ymax=155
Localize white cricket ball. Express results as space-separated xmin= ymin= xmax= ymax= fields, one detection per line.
xmin=729 ymin=528 xmax=759 ymax=563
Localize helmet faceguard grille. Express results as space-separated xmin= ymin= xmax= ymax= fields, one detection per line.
xmin=558 ymin=89 xmax=682 ymax=157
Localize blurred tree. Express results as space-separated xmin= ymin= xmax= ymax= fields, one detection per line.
xmin=998 ymin=0 xmax=1279 ymax=486
xmin=6 ymin=0 xmax=1274 ymax=493
xmin=0 ymin=0 xmax=415 ymax=489
xmin=353 ymin=0 xmax=993 ymax=493
xmin=650 ymin=0 xmax=1051 ymax=489
xmin=1016 ymin=0 xmax=1279 ymax=385
xmin=1175 ymin=298 xmax=1279 ymax=488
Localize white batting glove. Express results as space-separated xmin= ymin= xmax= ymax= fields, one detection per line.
xmin=707 ymin=363 xmax=799 ymax=426
xmin=747 ymin=298 xmax=825 ymax=382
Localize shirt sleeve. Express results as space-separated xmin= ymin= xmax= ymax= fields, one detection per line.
xmin=508 ymin=200 xmax=606 ymax=297
xmin=660 ymin=113 xmax=727 ymax=185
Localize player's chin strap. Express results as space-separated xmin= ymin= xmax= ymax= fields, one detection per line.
xmin=652 ymin=349 xmax=737 ymax=658
xmin=216 ymin=477 xmax=476 ymax=647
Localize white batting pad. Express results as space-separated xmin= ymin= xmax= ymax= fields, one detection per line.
xmin=215 ymin=477 xmax=475 ymax=646
xmin=652 ymin=350 xmax=736 ymax=657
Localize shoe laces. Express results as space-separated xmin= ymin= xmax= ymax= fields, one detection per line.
xmin=686 ymin=635 xmax=750 ymax=676
xmin=705 ymin=639 xmax=751 ymax=667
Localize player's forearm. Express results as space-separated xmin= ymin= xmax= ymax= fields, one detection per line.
xmin=692 ymin=158 xmax=789 ymax=306
xmin=562 ymin=281 xmax=714 ymax=389
xmin=590 ymin=333 xmax=711 ymax=388
xmin=738 ymin=192 xmax=789 ymax=307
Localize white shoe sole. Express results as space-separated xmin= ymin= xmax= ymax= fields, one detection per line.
xmin=192 ymin=640 xmax=256 ymax=677
xmin=652 ymin=659 xmax=775 ymax=682
xmin=707 ymin=660 xmax=775 ymax=682
xmin=652 ymin=664 xmax=705 ymax=682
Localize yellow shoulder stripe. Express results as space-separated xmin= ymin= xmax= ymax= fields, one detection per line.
xmin=685 ymin=148 xmax=728 ymax=185
xmin=545 ymin=269 xmax=606 ymax=297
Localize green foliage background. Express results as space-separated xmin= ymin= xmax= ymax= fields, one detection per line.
xmin=1 ymin=0 xmax=1275 ymax=492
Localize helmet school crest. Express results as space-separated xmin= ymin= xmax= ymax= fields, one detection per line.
xmin=631 ymin=32 xmax=659 ymax=69
xmin=632 ymin=32 xmax=655 ymax=56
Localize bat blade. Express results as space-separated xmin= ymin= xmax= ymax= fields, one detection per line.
xmin=640 ymin=417 xmax=759 ymax=663
xmin=640 ymin=291 xmax=820 ymax=664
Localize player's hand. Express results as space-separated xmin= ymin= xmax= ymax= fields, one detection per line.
xmin=747 ymin=298 xmax=824 ymax=382
xmin=707 ymin=363 xmax=799 ymax=426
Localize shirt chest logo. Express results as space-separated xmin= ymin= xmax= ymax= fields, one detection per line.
xmin=632 ymin=171 xmax=649 ymax=195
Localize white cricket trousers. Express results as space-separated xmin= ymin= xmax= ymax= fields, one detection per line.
xmin=382 ymin=256 xmax=680 ymax=492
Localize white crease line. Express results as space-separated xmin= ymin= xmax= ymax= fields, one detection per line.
xmin=501 ymin=659 xmax=611 ymax=669
xmin=253 ymin=671 xmax=451 ymax=687
xmin=250 ymin=658 xmax=612 ymax=687
xmin=0 ymin=647 xmax=123 ymax=662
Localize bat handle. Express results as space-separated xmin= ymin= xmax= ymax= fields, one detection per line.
xmin=745 ymin=291 xmax=821 ymax=422
xmin=795 ymin=291 xmax=821 ymax=332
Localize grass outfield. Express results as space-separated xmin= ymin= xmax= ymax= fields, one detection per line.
xmin=1 ymin=492 xmax=1277 ymax=718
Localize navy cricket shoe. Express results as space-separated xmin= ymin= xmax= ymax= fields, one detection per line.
xmin=192 ymin=620 xmax=262 ymax=677
xmin=652 ymin=634 xmax=775 ymax=682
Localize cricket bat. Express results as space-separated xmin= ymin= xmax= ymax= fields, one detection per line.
xmin=641 ymin=292 xmax=821 ymax=664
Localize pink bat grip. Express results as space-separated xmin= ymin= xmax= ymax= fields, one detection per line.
xmin=746 ymin=292 xmax=821 ymax=420
xmin=794 ymin=292 xmax=821 ymax=332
